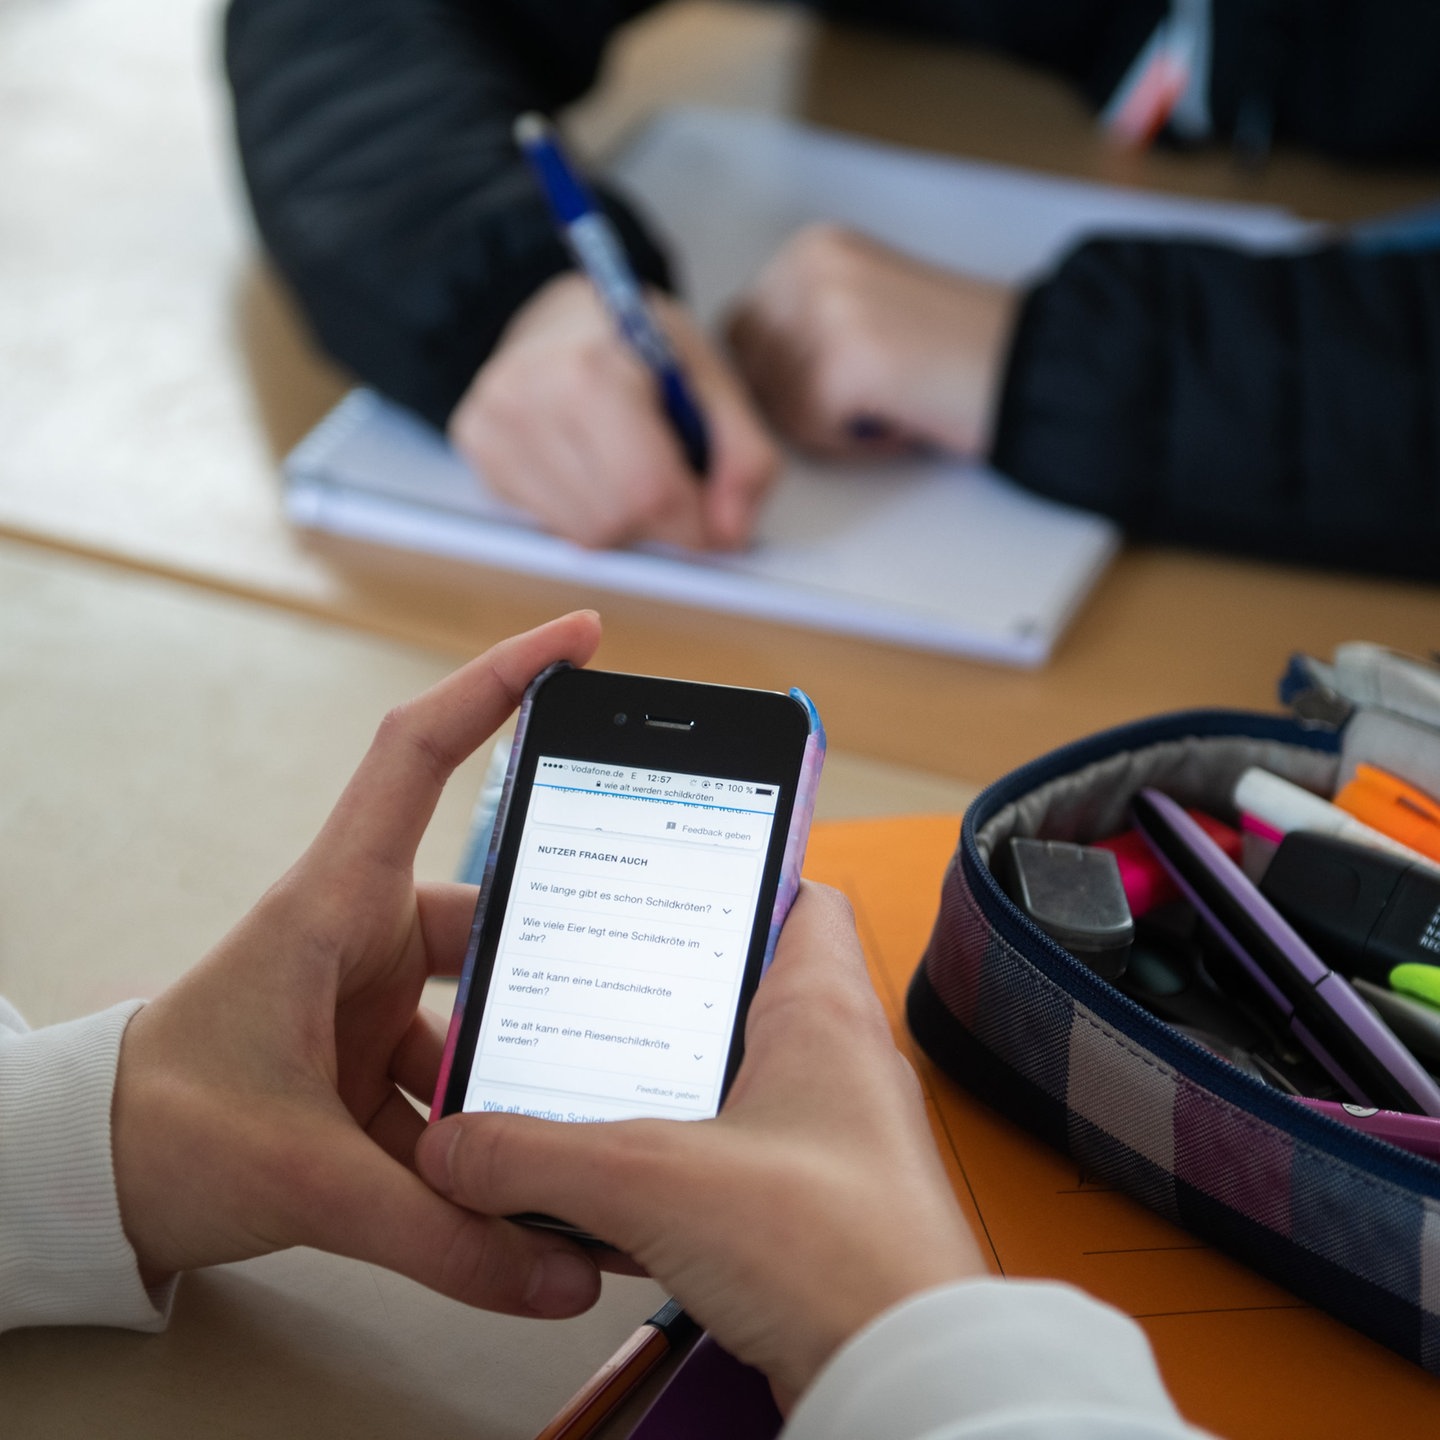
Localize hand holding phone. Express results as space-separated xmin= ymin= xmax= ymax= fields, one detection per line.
xmin=108 ymin=614 xmax=610 ymax=1319
xmin=432 ymin=665 xmax=825 ymax=1201
xmin=418 ymin=884 xmax=988 ymax=1410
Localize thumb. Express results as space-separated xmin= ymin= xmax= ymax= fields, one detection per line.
xmin=313 ymin=611 xmax=601 ymax=876
xmin=295 ymin=1125 xmax=602 ymax=1317
xmin=703 ymin=387 xmax=780 ymax=548
xmin=416 ymin=1112 xmax=675 ymax=1252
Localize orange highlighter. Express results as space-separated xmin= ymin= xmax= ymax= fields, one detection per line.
xmin=1335 ymin=764 xmax=1440 ymax=865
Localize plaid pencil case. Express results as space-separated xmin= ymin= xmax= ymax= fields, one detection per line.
xmin=906 ymin=673 xmax=1440 ymax=1375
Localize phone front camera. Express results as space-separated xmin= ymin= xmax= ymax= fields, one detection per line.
xmin=613 ymin=712 xmax=628 ymax=726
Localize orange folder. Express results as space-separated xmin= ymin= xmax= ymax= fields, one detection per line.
xmin=803 ymin=815 xmax=1440 ymax=1440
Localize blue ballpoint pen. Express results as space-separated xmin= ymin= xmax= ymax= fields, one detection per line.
xmin=514 ymin=112 xmax=711 ymax=477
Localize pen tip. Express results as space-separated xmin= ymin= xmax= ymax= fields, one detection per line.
xmin=514 ymin=112 xmax=549 ymax=148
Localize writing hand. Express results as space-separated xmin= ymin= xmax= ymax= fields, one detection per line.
xmin=726 ymin=224 xmax=1018 ymax=460
xmin=416 ymin=883 xmax=987 ymax=1408
xmin=111 ymin=612 xmax=606 ymax=1319
xmin=448 ymin=274 xmax=778 ymax=550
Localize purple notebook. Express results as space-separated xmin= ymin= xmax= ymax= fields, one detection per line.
xmin=627 ymin=1335 xmax=782 ymax=1439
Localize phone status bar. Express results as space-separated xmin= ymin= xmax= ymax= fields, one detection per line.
xmin=536 ymin=758 xmax=778 ymax=811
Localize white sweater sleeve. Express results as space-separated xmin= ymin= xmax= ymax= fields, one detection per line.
xmin=0 ymin=999 xmax=175 ymax=1333
xmin=782 ymin=1279 xmax=1212 ymax=1440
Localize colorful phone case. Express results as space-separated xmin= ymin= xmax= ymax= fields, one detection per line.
xmin=761 ymin=686 xmax=826 ymax=973
xmin=430 ymin=667 xmax=825 ymax=1120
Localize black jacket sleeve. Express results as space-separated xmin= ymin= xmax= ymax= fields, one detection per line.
xmin=225 ymin=0 xmax=1440 ymax=439
xmin=224 ymin=0 xmax=671 ymax=429
xmin=1209 ymin=0 xmax=1440 ymax=164
xmin=814 ymin=0 xmax=1440 ymax=161
xmin=224 ymin=0 xmax=1170 ymax=431
xmin=991 ymin=238 xmax=1440 ymax=580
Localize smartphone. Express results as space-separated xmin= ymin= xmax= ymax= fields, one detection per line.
xmin=431 ymin=664 xmax=825 ymax=1181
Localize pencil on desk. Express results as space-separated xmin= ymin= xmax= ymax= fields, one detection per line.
xmin=535 ymin=1298 xmax=697 ymax=1440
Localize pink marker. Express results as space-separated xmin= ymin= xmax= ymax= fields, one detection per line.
xmin=1241 ymin=814 xmax=1284 ymax=846
xmin=1095 ymin=810 xmax=1242 ymax=916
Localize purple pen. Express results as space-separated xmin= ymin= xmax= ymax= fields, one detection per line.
xmin=1130 ymin=788 xmax=1440 ymax=1118
xmin=1297 ymin=1099 xmax=1440 ymax=1164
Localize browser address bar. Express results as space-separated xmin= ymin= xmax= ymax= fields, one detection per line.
xmin=530 ymin=785 xmax=768 ymax=850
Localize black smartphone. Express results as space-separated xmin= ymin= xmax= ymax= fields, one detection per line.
xmin=432 ymin=665 xmax=825 ymax=1172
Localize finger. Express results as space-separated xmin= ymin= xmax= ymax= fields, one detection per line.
xmin=724 ymin=303 xmax=817 ymax=449
xmin=447 ymin=382 xmax=503 ymax=484
xmin=577 ymin=385 xmax=709 ymax=550
xmin=703 ymin=417 xmax=779 ymax=548
xmin=692 ymin=369 xmax=779 ymax=549
xmin=761 ymin=882 xmax=866 ymax=996
xmin=366 ymin=1081 xmax=430 ymax=1166
xmin=473 ymin=306 xmax=708 ymax=550
xmin=416 ymin=1111 xmax=681 ymax=1250
xmin=762 ymin=883 xmax=884 ymax=1023
xmin=450 ymin=374 xmax=583 ymax=530
xmin=761 ymin=331 xmax=868 ymax=457
xmin=415 ymin=881 xmax=481 ymax=977
xmin=448 ymin=338 xmax=605 ymax=537
xmin=593 ymin=1249 xmax=650 ymax=1279
xmin=537 ymin=409 xmax=637 ymax=545
xmin=413 ymin=889 xmax=880 ymax=1226
xmin=725 ymin=242 xmax=882 ymax=458
xmin=661 ymin=310 xmax=779 ymax=548
xmin=503 ymin=406 xmax=626 ymax=544
xmin=296 ymin=1125 xmax=602 ymax=1318
xmin=389 ymin=1008 xmax=451 ymax=1107
xmin=484 ymin=349 xmax=706 ymax=551
xmin=734 ymin=884 xmax=892 ymax=1080
xmin=315 ymin=613 xmax=602 ymax=873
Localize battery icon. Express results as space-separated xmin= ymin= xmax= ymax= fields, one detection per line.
xmin=755 ymin=787 xmax=773 ymax=795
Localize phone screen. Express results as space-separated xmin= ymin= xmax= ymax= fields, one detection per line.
xmin=459 ymin=755 xmax=785 ymax=1123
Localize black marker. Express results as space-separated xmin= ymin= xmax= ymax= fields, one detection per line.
xmin=1259 ymin=832 xmax=1440 ymax=988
